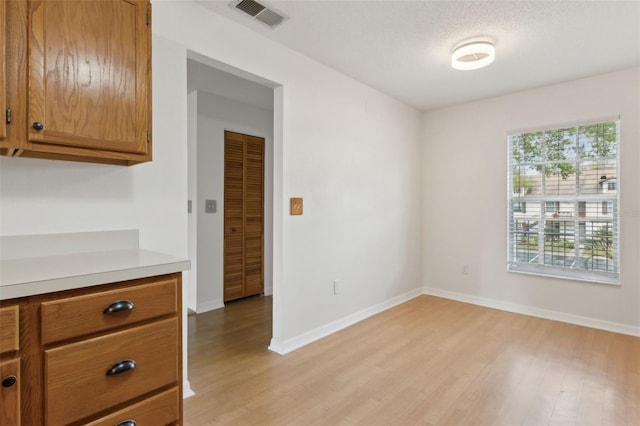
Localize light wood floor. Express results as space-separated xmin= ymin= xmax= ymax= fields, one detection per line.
xmin=184 ymin=295 xmax=639 ymax=426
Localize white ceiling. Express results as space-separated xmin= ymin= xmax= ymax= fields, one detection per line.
xmin=197 ymin=0 xmax=640 ymax=111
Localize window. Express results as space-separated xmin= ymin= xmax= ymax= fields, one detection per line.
xmin=514 ymin=202 xmax=526 ymax=213
xmin=508 ymin=120 xmax=619 ymax=284
xmin=602 ymin=201 xmax=613 ymax=215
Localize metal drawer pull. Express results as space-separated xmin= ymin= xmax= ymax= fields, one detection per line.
xmin=1 ymin=375 xmax=17 ymax=388
xmin=116 ymin=420 xmax=136 ymax=426
xmin=106 ymin=359 xmax=136 ymax=376
xmin=103 ymin=300 xmax=134 ymax=314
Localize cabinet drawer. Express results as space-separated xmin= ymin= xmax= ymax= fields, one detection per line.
xmin=41 ymin=278 xmax=177 ymax=345
xmin=0 ymin=305 xmax=19 ymax=355
xmin=85 ymin=387 xmax=180 ymax=426
xmin=45 ymin=318 xmax=178 ymax=425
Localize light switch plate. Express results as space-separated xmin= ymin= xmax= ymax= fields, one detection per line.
xmin=205 ymin=199 xmax=217 ymax=213
xmin=290 ymin=197 xmax=303 ymax=215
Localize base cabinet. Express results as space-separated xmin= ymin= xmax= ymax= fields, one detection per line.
xmin=0 ymin=273 xmax=183 ymax=425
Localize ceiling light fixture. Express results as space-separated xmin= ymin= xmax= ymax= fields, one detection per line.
xmin=451 ymin=41 xmax=495 ymax=71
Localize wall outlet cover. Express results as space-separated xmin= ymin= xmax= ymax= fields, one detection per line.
xmin=205 ymin=199 xmax=217 ymax=213
xmin=290 ymin=197 xmax=303 ymax=215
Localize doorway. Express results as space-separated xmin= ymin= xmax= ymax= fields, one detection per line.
xmin=185 ymin=51 xmax=286 ymax=382
xmin=186 ymin=58 xmax=275 ymax=313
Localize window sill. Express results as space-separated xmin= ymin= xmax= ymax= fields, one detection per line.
xmin=508 ymin=263 xmax=620 ymax=285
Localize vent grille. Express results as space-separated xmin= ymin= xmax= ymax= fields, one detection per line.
xmin=236 ymin=0 xmax=264 ymax=17
xmin=233 ymin=0 xmax=286 ymax=28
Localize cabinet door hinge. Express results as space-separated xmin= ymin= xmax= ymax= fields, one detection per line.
xmin=146 ymin=8 xmax=151 ymax=26
xmin=5 ymin=108 xmax=11 ymax=124
xmin=147 ymin=131 xmax=151 ymax=143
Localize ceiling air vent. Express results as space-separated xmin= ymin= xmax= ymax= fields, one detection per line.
xmin=233 ymin=0 xmax=286 ymax=28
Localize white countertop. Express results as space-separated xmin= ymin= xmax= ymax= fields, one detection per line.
xmin=0 ymin=248 xmax=191 ymax=300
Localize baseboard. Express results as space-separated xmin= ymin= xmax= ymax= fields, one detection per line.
xmin=268 ymin=338 xmax=285 ymax=354
xmin=422 ymin=286 xmax=640 ymax=337
xmin=183 ymin=380 xmax=195 ymax=399
xmin=196 ymin=298 xmax=224 ymax=314
xmin=269 ymin=288 xmax=423 ymax=355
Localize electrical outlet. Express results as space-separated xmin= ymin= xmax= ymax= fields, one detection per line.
xmin=333 ymin=279 xmax=341 ymax=295
xmin=462 ymin=264 xmax=469 ymax=275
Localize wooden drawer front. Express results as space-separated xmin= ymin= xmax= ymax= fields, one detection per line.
xmin=45 ymin=318 xmax=178 ymax=425
xmin=0 ymin=305 xmax=19 ymax=355
xmin=41 ymin=278 xmax=177 ymax=345
xmin=0 ymin=358 xmax=21 ymax=425
xmin=85 ymin=387 xmax=180 ymax=426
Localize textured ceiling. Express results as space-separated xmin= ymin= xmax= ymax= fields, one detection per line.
xmin=197 ymin=0 xmax=640 ymax=111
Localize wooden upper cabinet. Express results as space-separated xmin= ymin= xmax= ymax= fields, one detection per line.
xmin=1 ymin=0 xmax=151 ymax=165
xmin=0 ymin=0 xmax=6 ymax=142
xmin=28 ymin=0 xmax=151 ymax=159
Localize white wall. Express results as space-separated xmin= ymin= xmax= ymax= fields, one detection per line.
xmin=195 ymin=91 xmax=274 ymax=312
xmin=0 ymin=34 xmax=188 ymax=259
xmin=422 ymin=68 xmax=640 ymax=331
xmin=0 ymin=0 xmax=422 ymax=367
xmin=152 ymin=1 xmax=423 ymax=349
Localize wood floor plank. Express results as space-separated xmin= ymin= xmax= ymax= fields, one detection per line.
xmin=184 ymin=295 xmax=640 ymax=426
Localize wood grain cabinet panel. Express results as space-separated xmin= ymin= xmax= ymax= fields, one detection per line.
xmin=41 ymin=278 xmax=178 ymax=345
xmin=0 ymin=0 xmax=6 ymax=142
xmin=0 ymin=305 xmax=19 ymax=355
xmin=2 ymin=0 xmax=152 ymax=165
xmin=0 ymin=358 xmax=21 ymax=425
xmin=0 ymin=303 xmax=26 ymax=424
xmin=45 ymin=317 xmax=179 ymax=425
xmin=1 ymin=0 xmax=27 ymax=157
xmin=84 ymin=387 xmax=180 ymax=426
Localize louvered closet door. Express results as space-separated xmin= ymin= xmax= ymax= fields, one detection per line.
xmin=224 ymin=131 xmax=264 ymax=302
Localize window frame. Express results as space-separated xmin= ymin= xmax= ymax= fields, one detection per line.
xmin=507 ymin=119 xmax=620 ymax=285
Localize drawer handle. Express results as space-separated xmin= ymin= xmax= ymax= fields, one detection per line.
xmin=103 ymin=300 xmax=135 ymax=314
xmin=106 ymin=359 xmax=136 ymax=376
xmin=116 ymin=420 xmax=136 ymax=426
xmin=1 ymin=375 xmax=17 ymax=388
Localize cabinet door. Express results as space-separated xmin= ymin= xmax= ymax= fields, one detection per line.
xmin=0 ymin=0 xmax=6 ymax=142
xmin=0 ymin=358 xmax=21 ymax=425
xmin=28 ymin=0 xmax=150 ymax=155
